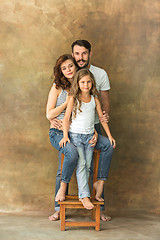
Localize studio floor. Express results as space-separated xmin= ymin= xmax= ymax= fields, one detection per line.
xmin=0 ymin=210 xmax=159 ymax=240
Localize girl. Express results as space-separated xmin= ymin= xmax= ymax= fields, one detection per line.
xmin=59 ymin=69 xmax=116 ymax=210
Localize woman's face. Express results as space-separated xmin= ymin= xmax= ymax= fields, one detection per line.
xmin=60 ymin=59 xmax=76 ymax=80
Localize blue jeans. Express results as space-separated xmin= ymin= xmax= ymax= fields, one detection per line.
xmin=49 ymin=128 xmax=78 ymax=211
xmin=91 ymin=123 xmax=114 ymax=211
xmin=69 ymin=132 xmax=94 ymax=199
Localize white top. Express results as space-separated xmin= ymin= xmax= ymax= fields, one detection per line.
xmin=69 ymin=95 xmax=96 ymax=134
xmin=89 ymin=65 xmax=110 ymax=124
xmin=89 ymin=65 xmax=110 ymax=91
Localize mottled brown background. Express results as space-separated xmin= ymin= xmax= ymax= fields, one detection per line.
xmin=0 ymin=0 xmax=160 ymax=213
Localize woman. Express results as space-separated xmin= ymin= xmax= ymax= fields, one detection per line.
xmin=46 ymin=54 xmax=79 ymax=220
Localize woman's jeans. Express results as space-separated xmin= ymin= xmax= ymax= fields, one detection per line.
xmin=69 ymin=132 xmax=94 ymax=199
xmin=49 ymin=128 xmax=78 ymax=211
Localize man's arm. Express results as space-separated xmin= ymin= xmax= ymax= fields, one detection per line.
xmin=99 ymin=90 xmax=110 ymax=114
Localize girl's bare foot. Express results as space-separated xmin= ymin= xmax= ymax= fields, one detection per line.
xmin=93 ymin=180 xmax=104 ymax=202
xmin=48 ymin=211 xmax=60 ymax=221
xmin=79 ymin=197 xmax=94 ymax=210
xmin=55 ymin=182 xmax=67 ymax=202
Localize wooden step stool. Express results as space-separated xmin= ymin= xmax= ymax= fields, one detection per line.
xmin=59 ymin=149 xmax=104 ymax=231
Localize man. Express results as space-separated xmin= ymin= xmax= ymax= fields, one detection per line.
xmin=71 ymin=40 xmax=113 ymax=221
xmin=49 ymin=40 xmax=114 ymax=222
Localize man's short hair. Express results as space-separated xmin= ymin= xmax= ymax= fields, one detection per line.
xmin=71 ymin=40 xmax=91 ymax=53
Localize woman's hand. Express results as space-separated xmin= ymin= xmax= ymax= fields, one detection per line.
xmin=59 ymin=137 xmax=70 ymax=148
xmin=108 ymin=136 xmax=116 ymax=148
xmin=99 ymin=111 xmax=109 ymax=123
xmin=89 ymin=133 xmax=98 ymax=147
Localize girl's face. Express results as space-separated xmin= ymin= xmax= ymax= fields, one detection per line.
xmin=60 ymin=59 xmax=76 ymax=80
xmin=79 ymin=75 xmax=92 ymax=93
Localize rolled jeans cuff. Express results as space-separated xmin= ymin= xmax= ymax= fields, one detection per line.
xmin=61 ymin=179 xmax=70 ymax=184
xmin=55 ymin=206 xmax=60 ymax=212
xmin=97 ymin=177 xmax=107 ymax=181
xmin=100 ymin=205 xmax=105 ymax=211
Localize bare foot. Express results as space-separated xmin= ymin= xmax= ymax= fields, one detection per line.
xmin=79 ymin=197 xmax=94 ymax=210
xmin=100 ymin=212 xmax=111 ymax=221
xmin=55 ymin=182 xmax=67 ymax=202
xmin=48 ymin=211 xmax=60 ymax=221
xmin=93 ymin=180 xmax=104 ymax=202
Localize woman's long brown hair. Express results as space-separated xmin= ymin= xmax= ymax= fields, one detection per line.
xmin=52 ymin=54 xmax=76 ymax=90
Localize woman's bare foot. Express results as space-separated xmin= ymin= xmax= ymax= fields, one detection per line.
xmin=93 ymin=180 xmax=104 ymax=201
xmin=55 ymin=182 xmax=67 ymax=202
xmin=100 ymin=212 xmax=111 ymax=221
xmin=48 ymin=211 xmax=60 ymax=221
xmin=79 ymin=197 xmax=94 ymax=210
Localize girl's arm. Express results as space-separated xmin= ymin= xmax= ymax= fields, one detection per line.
xmin=59 ymin=96 xmax=74 ymax=148
xmin=46 ymin=85 xmax=68 ymax=120
xmin=89 ymin=129 xmax=98 ymax=147
xmin=94 ymin=97 xmax=116 ymax=148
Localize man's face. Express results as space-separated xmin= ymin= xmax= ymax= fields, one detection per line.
xmin=72 ymin=45 xmax=91 ymax=69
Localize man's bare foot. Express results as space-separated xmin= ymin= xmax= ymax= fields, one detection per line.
xmin=100 ymin=212 xmax=111 ymax=221
xmin=48 ymin=211 xmax=60 ymax=221
xmin=79 ymin=197 xmax=94 ymax=210
xmin=55 ymin=182 xmax=67 ymax=202
xmin=93 ymin=180 xmax=104 ymax=201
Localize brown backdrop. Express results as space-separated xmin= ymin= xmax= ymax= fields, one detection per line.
xmin=0 ymin=0 xmax=160 ymax=213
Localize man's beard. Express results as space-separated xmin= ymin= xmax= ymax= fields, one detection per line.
xmin=76 ymin=57 xmax=90 ymax=70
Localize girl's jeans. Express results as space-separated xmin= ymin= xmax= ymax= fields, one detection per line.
xmin=69 ymin=132 xmax=94 ymax=199
xmin=49 ymin=128 xmax=78 ymax=211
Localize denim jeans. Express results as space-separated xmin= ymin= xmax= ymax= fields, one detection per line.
xmin=91 ymin=123 xmax=114 ymax=211
xmin=49 ymin=128 xmax=78 ymax=211
xmin=52 ymin=124 xmax=114 ymax=212
xmin=69 ymin=132 xmax=94 ymax=199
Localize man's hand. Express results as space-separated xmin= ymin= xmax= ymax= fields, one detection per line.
xmin=50 ymin=118 xmax=63 ymax=129
xmin=99 ymin=111 xmax=109 ymax=123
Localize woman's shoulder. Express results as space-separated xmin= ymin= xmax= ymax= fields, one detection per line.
xmin=50 ymin=84 xmax=62 ymax=96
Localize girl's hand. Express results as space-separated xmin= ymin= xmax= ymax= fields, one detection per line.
xmin=99 ymin=111 xmax=109 ymax=123
xmin=89 ymin=133 xmax=98 ymax=147
xmin=108 ymin=136 xmax=116 ymax=148
xmin=59 ymin=137 xmax=70 ymax=148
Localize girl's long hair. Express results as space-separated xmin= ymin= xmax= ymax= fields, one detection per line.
xmin=70 ymin=69 xmax=99 ymax=119
xmin=52 ymin=54 xmax=76 ymax=90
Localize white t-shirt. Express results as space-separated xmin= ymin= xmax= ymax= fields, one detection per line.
xmin=89 ymin=65 xmax=110 ymax=124
xmin=69 ymin=96 xmax=96 ymax=134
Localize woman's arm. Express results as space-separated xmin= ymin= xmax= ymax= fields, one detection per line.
xmin=59 ymin=96 xmax=74 ymax=148
xmin=46 ymin=85 xmax=68 ymax=121
xmin=95 ymin=97 xmax=116 ymax=148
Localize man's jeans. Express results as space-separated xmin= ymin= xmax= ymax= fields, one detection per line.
xmin=70 ymin=132 xmax=94 ymax=199
xmin=49 ymin=128 xmax=78 ymax=211
xmin=93 ymin=123 xmax=114 ymax=211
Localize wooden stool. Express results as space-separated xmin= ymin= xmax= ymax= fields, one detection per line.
xmin=58 ymin=149 xmax=104 ymax=231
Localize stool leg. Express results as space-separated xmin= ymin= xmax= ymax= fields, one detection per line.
xmin=92 ymin=207 xmax=96 ymax=220
xmin=60 ymin=205 xmax=66 ymax=231
xmin=95 ymin=205 xmax=100 ymax=231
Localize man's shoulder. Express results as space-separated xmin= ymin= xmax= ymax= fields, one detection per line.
xmin=89 ymin=65 xmax=106 ymax=75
